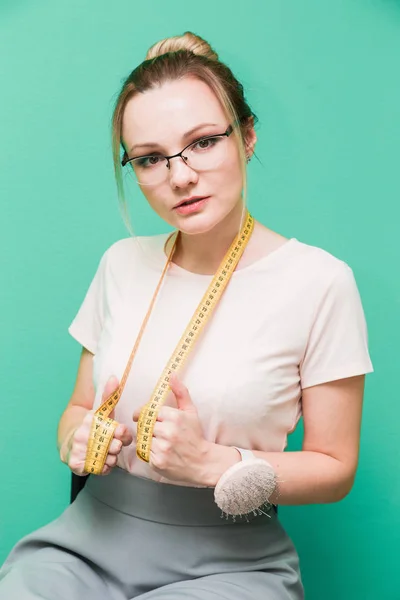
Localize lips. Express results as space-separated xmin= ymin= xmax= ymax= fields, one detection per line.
xmin=173 ymin=196 xmax=210 ymax=216
xmin=173 ymin=196 xmax=208 ymax=209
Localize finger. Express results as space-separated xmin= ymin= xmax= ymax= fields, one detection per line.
xmin=102 ymin=375 xmax=120 ymax=402
xmin=100 ymin=464 xmax=112 ymax=476
xmin=107 ymin=438 xmax=123 ymax=455
xmin=68 ymin=456 xmax=86 ymax=476
xmin=133 ymin=403 xmax=181 ymax=425
xmin=114 ymin=424 xmax=133 ymax=447
xmin=152 ymin=421 xmax=162 ymax=438
xmin=151 ymin=436 xmax=170 ymax=455
xmin=81 ymin=410 xmax=96 ymax=428
xmin=156 ymin=406 xmax=180 ymax=422
xmin=105 ymin=453 xmax=118 ymax=469
xmin=132 ymin=403 xmax=151 ymax=423
xmin=152 ymin=421 xmax=176 ymax=440
xmin=99 ymin=377 xmax=120 ymax=422
xmin=169 ymin=374 xmax=195 ymax=412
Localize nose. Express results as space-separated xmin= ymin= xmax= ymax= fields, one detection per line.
xmin=168 ymin=156 xmax=199 ymax=189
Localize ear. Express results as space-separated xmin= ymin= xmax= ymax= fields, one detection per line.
xmin=242 ymin=117 xmax=257 ymax=160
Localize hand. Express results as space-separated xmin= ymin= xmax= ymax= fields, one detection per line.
xmin=132 ymin=373 xmax=208 ymax=484
xmin=133 ymin=373 xmax=239 ymax=486
xmin=64 ymin=376 xmax=133 ymax=477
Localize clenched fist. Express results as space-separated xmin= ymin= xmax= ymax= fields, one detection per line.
xmin=63 ymin=376 xmax=133 ymax=476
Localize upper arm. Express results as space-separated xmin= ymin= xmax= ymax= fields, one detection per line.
xmin=68 ymin=249 xmax=109 ymax=355
xmin=68 ymin=347 xmax=96 ymax=410
xmin=298 ymin=261 xmax=372 ymax=483
xmin=301 ymin=374 xmax=365 ymax=480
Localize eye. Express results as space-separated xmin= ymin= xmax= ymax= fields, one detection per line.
xmin=135 ymin=155 xmax=164 ymax=168
xmin=191 ymin=136 xmax=221 ymax=151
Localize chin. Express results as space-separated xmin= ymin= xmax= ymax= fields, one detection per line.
xmin=174 ymin=212 xmax=227 ymax=236
xmin=173 ymin=203 xmax=241 ymax=236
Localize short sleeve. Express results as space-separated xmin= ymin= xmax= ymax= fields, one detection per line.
xmin=68 ymin=250 xmax=108 ymax=354
xmin=300 ymin=263 xmax=373 ymax=388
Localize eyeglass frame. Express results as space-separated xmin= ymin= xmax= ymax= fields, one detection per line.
xmin=121 ymin=123 xmax=234 ymax=170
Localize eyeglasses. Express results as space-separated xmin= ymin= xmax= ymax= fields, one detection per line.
xmin=121 ymin=124 xmax=234 ymax=186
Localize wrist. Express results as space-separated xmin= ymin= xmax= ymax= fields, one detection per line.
xmin=59 ymin=427 xmax=77 ymax=464
xmin=199 ymin=442 xmax=241 ymax=487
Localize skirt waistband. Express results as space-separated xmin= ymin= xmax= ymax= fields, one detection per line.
xmin=84 ymin=468 xmax=274 ymax=527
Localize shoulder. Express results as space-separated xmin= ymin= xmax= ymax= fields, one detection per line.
xmin=287 ymin=239 xmax=362 ymax=309
xmin=290 ymin=239 xmax=355 ymax=283
xmin=99 ymin=233 xmax=170 ymax=272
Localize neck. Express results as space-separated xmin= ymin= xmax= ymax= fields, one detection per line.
xmin=173 ymin=203 xmax=246 ymax=275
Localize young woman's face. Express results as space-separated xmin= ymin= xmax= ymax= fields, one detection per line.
xmin=121 ymin=77 xmax=253 ymax=235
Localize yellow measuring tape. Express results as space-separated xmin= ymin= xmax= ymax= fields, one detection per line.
xmin=84 ymin=212 xmax=254 ymax=474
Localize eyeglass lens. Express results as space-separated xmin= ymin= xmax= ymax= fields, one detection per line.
xmin=125 ymin=134 xmax=230 ymax=186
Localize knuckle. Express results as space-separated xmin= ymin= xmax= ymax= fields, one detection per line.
xmin=167 ymin=431 xmax=177 ymax=445
xmin=170 ymin=426 xmax=179 ymax=443
xmin=68 ymin=458 xmax=81 ymax=473
xmin=119 ymin=425 xmax=128 ymax=437
xmin=169 ymin=411 xmax=179 ymax=424
xmin=73 ymin=428 xmax=86 ymax=444
xmin=151 ymin=455 xmax=164 ymax=470
xmin=123 ymin=434 xmax=133 ymax=447
xmin=70 ymin=444 xmax=86 ymax=462
xmin=157 ymin=408 xmax=166 ymax=421
xmin=106 ymin=455 xmax=117 ymax=468
xmin=112 ymin=439 xmax=123 ymax=454
xmin=83 ymin=412 xmax=94 ymax=425
xmin=163 ymin=423 xmax=177 ymax=444
xmin=161 ymin=439 xmax=172 ymax=453
xmin=174 ymin=413 xmax=183 ymax=426
xmin=113 ymin=423 xmax=123 ymax=438
xmin=78 ymin=431 xmax=91 ymax=448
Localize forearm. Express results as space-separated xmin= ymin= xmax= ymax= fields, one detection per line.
xmin=203 ymin=444 xmax=355 ymax=505
xmin=254 ymin=449 xmax=354 ymax=504
xmin=57 ymin=405 xmax=90 ymax=463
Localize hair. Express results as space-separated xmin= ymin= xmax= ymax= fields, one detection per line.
xmin=111 ymin=32 xmax=258 ymax=230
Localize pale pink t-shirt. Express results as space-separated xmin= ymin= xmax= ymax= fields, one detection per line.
xmin=68 ymin=234 xmax=373 ymax=484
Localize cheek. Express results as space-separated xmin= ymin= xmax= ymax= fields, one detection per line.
xmin=213 ymin=153 xmax=244 ymax=195
xmin=139 ymin=185 xmax=177 ymax=226
xmin=140 ymin=187 xmax=158 ymax=209
xmin=140 ymin=185 xmax=166 ymax=211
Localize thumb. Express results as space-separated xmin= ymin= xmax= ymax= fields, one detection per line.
xmin=102 ymin=376 xmax=120 ymax=419
xmin=102 ymin=375 xmax=120 ymax=400
xmin=169 ymin=373 xmax=196 ymax=412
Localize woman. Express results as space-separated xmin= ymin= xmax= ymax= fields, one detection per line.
xmin=0 ymin=32 xmax=373 ymax=599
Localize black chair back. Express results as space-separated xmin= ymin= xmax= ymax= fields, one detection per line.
xmin=70 ymin=473 xmax=89 ymax=503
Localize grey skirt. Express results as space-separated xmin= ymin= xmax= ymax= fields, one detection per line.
xmin=0 ymin=468 xmax=304 ymax=599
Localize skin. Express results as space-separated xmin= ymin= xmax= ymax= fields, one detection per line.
xmin=58 ymin=77 xmax=365 ymax=504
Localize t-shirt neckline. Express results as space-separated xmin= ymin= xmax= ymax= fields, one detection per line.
xmin=144 ymin=233 xmax=298 ymax=279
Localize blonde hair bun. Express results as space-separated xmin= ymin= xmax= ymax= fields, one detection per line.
xmin=146 ymin=31 xmax=218 ymax=62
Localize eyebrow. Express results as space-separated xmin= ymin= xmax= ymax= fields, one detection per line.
xmin=128 ymin=123 xmax=219 ymax=154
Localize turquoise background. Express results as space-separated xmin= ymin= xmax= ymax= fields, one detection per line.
xmin=1 ymin=1 xmax=399 ymax=598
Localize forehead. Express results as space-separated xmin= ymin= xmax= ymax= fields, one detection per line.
xmin=122 ymin=77 xmax=227 ymax=146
